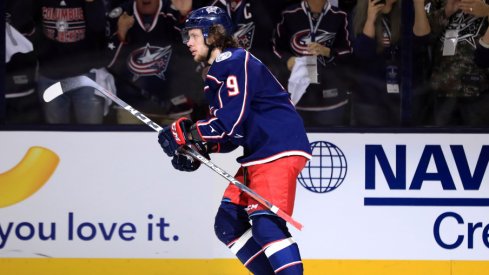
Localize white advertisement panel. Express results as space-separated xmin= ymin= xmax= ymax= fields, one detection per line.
xmin=0 ymin=131 xmax=235 ymax=258
xmin=295 ymin=133 xmax=489 ymax=260
xmin=1 ymin=131 xmax=488 ymax=260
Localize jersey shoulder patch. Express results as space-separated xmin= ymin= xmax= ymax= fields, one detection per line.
xmin=216 ymin=51 xmax=232 ymax=62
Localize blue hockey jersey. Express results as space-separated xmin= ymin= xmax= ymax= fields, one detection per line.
xmin=195 ymin=48 xmax=312 ymax=166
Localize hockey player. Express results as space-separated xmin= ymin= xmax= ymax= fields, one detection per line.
xmin=157 ymin=6 xmax=312 ymax=275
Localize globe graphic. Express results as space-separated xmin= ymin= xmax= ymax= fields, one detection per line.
xmin=298 ymin=141 xmax=347 ymax=193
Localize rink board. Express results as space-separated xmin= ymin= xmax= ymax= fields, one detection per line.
xmin=1 ymin=131 xmax=488 ymax=274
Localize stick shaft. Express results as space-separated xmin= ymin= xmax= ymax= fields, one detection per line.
xmin=56 ymin=75 xmax=303 ymax=230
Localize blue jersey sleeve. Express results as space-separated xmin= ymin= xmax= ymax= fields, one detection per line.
xmin=195 ymin=49 xmax=252 ymax=143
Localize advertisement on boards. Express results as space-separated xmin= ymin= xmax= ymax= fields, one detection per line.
xmin=1 ymin=131 xmax=488 ymax=260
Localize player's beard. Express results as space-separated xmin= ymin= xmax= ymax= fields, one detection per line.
xmin=194 ymin=46 xmax=210 ymax=63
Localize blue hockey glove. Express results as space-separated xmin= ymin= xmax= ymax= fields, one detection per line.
xmin=158 ymin=117 xmax=193 ymax=157
xmin=171 ymin=142 xmax=210 ymax=172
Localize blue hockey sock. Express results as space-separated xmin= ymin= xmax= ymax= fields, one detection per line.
xmin=265 ymin=239 xmax=303 ymax=274
xmin=228 ymin=229 xmax=275 ymax=274
xmin=214 ymin=202 xmax=274 ymax=274
xmin=251 ymin=215 xmax=303 ymax=274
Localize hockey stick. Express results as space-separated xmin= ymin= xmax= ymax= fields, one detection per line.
xmin=43 ymin=75 xmax=303 ymax=230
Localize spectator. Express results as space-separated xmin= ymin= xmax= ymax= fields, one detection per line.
xmin=34 ymin=0 xmax=109 ymax=124
xmin=168 ymin=0 xmax=208 ymax=26
xmin=5 ymin=0 xmax=42 ymax=124
xmin=106 ymin=0 xmax=206 ymax=124
xmin=209 ymin=0 xmax=288 ymax=82
xmin=350 ymin=0 xmax=431 ymax=126
xmin=427 ymin=0 xmax=489 ymax=126
xmin=273 ymin=0 xmax=353 ymax=127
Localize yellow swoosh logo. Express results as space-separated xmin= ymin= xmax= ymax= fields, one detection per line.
xmin=0 ymin=146 xmax=59 ymax=208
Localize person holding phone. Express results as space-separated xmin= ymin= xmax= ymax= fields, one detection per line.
xmin=349 ymin=0 xmax=431 ymax=126
xmin=427 ymin=0 xmax=489 ymax=126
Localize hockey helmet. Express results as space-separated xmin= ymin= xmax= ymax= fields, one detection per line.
xmin=183 ymin=6 xmax=234 ymax=42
